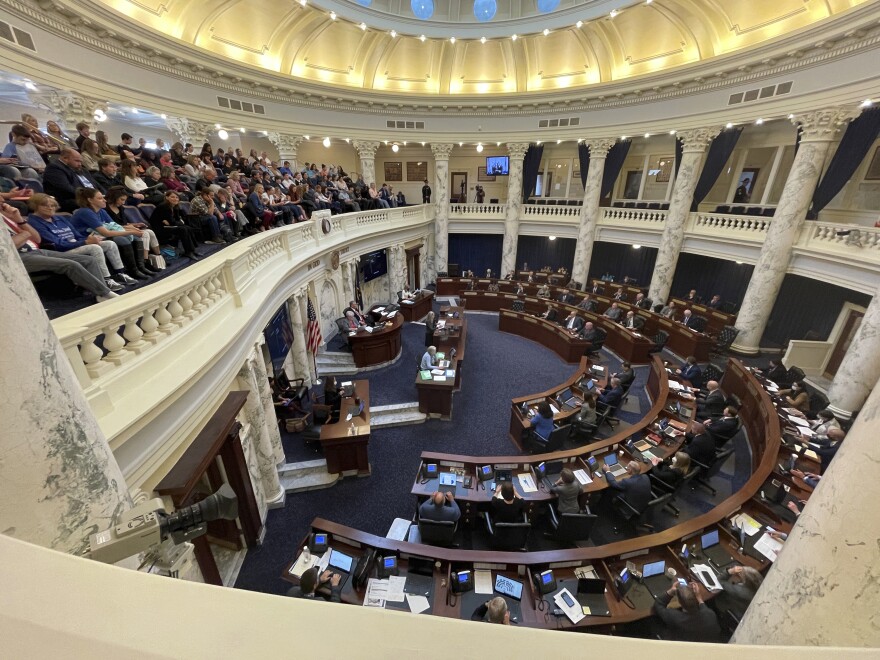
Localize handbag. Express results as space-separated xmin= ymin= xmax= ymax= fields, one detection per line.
xmin=148 ymin=253 xmax=167 ymax=270
xmin=160 ymin=246 xmax=177 ymax=261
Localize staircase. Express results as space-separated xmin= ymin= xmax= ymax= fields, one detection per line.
xmin=279 ymin=459 xmax=338 ymax=493
xmin=370 ymin=402 xmax=426 ymax=428
xmin=315 ymin=348 xmax=358 ymax=376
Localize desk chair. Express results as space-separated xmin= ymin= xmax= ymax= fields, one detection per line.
xmin=692 ymin=445 xmax=735 ymax=496
xmin=809 ymin=391 xmax=829 ymax=413
xmin=416 ymin=516 xmax=458 ymax=547
xmin=692 ymin=315 xmax=708 ymax=333
xmin=611 ymin=491 xmax=673 ymax=535
xmin=711 ymin=326 xmax=739 ymax=358
xmin=649 ymin=467 xmax=699 ymax=517
xmin=547 ymin=504 xmax=597 ymax=544
xmin=648 ymin=330 xmax=669 ymax=355
xmin=652 ymin=303 xmax=665 ymax=313
xmin=569 ymin=416 xmax=598 ymax=443
xmin=720 ymin=609 xmax=742 ymax=638
xmin=703 ymin=363 xmax=724 ymax=385
xmin=335 ymin=317 xmax=350 ymax=336
xmin=511 ymin=300 xmax=525 ymax=312
xmin=786 ymin=366 xmax=806 ymax=385
xmin=583 ymin=329 xmax=606 ymax=358
xmin=484 ymin=512 xmax=530 ymax=551
xmin=595 ymin=400 xmax=620 ymax=431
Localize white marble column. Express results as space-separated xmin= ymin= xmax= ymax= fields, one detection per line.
xmin=0 ymin=228 xmax=131 ymax=555
xmin=647 ymin=128 xmax=718 ymax=305
xmin=431 ymin=143 xmax=454 ymax=273
xmin=267 ymin=133 xmax=302 ymax=169
xmin=570 ymin=138 xmax=616 ymax=289
xmin=251 ymin=339 xmax=286 ymax=468
xmin=388 ymin=243 xmax=408 ymax=296
xmin=418 ymin=240 xmax=428 ymax=288
xmin=826 ymin=285 xmax=880 ymax=419
xmin=287 ymin=288 xmax=312 ymax=387
xmin=353 ymin=140 xmax=380 ymax=187
xmin=340 ymin=261 xmax=355 ymax=307
xmin=236 ymin=354 xmax=283 ymax=505
xmin=731 ymin=108 xmax=856 ymax=354
xmin=500 ymin=143 xmax=532 ymax=277
xmin=733 ymin=371 xmax=880 ymax=646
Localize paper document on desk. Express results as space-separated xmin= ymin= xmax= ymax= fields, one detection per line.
xmin=374 ymin=307 xmax=385 ymax=313
xmin=573 ymin=469 xmax=592 ymax=485
xmin=474 ymin=570 xmax=493 ymax=595
xmin=402 ymin=299 xmax=414 ymax=305
xmin=431 ymin=369 xmax=445 ymax=376
xmin=554 ymin=588 xmax=586 ymax=624
xmin=518 ymin=473 xmax=538 ymax=493
xmin=386 ymin=576 xmax=407 ymax=602
xmin=549 ymin=404 xmax=559 ymax=414
xmin=446 ymin=369 xmax=455 ymax=377
xmin=433 ymin=375 xmax=447 ymax=382
xmin=574 ymin=565 xmax=598 ymax=579
xmin=798 ymin=427 xmax=815 ymax=438
xmin=788 ymin=416 xmax=810 ymax=428
xmin=288 ymin=551 xmax=321 ymax=577
xmin=364 ymin=578 xmax=388 ymax=608
xmin=406 ymin=594 xmax=431 ymax=614
xmin=731 ymin=513 xmax=762 ymax=537
xmin=783 ymin=407 xmax=802 ymax=416
xmin=754 ymin=533 xmax=785 ymax=562
xmin=692 ymin=564 xmax=723 ymax=592
xmin=668 ymin=380 xmax=683 ymax=391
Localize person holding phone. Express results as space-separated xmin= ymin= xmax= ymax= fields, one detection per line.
xmin=652 ymin=580 xmax=720 ymax=642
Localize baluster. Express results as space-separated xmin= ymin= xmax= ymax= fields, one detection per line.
xmin=197 ymin=281 xmax=210 ymax=307
xmin=123 ymin=315 xmax=148 ymax=354
xmin=80 ymin=334 xmax=112 ymax=377
xmin=102 ymin=324 xmax=131 ymax=365
xmin=140 ymin=307 xmax=163 ymax=344
xmin=178 ymin=291 xmax=195 ymax=321
xmin=188 ymin=285 xmax=205 ymax=314
xmin=204 ymin=277 xmax=218 ymax=302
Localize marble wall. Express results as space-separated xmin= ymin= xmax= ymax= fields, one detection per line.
xmin=361 ymin=271 xmax=392 ymax=309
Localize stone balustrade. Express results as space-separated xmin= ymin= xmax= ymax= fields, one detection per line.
xmin=449 ymin=203 xmax=506 ymax=218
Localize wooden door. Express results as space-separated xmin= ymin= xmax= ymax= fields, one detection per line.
xmin=824 ymin=308 xmax=864 ymax=378
xmin=451 ymin=172 xmax=468 ymax=203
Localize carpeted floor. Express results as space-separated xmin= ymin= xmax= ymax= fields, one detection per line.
xmin=237 ymin=310 xmax=751 ymax=596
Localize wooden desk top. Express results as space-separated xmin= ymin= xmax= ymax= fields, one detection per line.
xmin=349 ymin=308 xmax=404 ymax=340
xmin=320 ymin=380 xmax=370 ymax=442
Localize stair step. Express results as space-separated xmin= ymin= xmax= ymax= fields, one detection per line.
xmin=372 ymin=402 xmax=422 ymax=414
xmin=280 ymin=468 xmax=338 ymax=494
xmin=278 ymin=458 xmax=327 ymax=478
xmin=370 ymin=402 xmax=426 ymax=428
xmin=317 ymin=351 xmax=355 ymax=365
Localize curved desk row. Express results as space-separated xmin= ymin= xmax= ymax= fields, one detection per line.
xmin=283 ymin=359 xmax=809 ymax=632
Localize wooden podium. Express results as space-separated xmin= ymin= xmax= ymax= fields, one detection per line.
xmin=320 ymin=380 xmax=371 ymax=477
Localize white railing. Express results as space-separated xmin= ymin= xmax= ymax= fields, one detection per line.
xmin=692 ymin=212 xmax=772 ymax=235
xmin=523 ymin=204 xmax=582 ymax=218
xmin=601 ymin=207 xmax=669 ymax=226
xmin=52 ymin=206 xmax=433 ymax=449
xmin=805 ymin=223 xmax=880 ymax=252
xmin=449 ymin=203 xmax=506 ymax=218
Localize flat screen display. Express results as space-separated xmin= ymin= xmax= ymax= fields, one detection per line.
xmin=604 ymin=453 xmax=619 ymax=467
xmin=360 ymin=249 xmax=388 ymax=282
xmin=701 ymin=529 xmax=720 ymax=549
xmin=329 ymin=549 xmax=354 ymax=573
xmin=541 ymin=571 xmax=553 ymax=585
xmin=314 ymin=534 xmax=327 ymax=545
xmin=495 ymin=575 xmax=523 ymax=600
xmin=486 ymin=155 xmax=509 ymax=175
xmin=384 ymin=557 xmax=396 ymax=568
xmin=642 ymin=560 xmax=666 ymax=578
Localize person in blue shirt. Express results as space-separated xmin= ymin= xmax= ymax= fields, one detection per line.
xmin=421 ymin=346 xmax=439 ymax=371
xmin=598 ymin=377 xmax=624 ymax=410
xmin=27 ymin=193 xmax=134 ymax=287
xmin=677 ymin=356 xmax=703 ymax=389
xmin=530 ymin=401 xmax=555 ymax=440
xmin=72 ymin=188 xmax=153 ymax=280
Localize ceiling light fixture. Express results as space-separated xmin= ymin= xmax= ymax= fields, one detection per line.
xmin=323 ymin=137 xmax=331 ymax=147
xmin=329 ymin=11 xmax=336 ymax=20
xmin=756 ymin=118 xmax=764 ymax=125
xmin=644 ymin=133 xmax=650 ymax=138
xmin=511 ymin=34 xmax=518 ymax=41
xmin=576 ymin=20 xmax=583 ymax=28
xmin=262 ymin=130 xmax=268 ymax=135
xmin=217 ymin=129 xmax=229 ymax=140
xmin=23 ymin=80 xmax=37 ymax=91
xmin=543 ymin=28 xmax=550 ymax=36
xmin=726 ymin=122 xmax=733 ymax=129
xmin=669 ymin=130 xmax=676 ymax=135
xmin=549 ymin=235 xmax=556 ymax=241
xmin=303 ymin=135 xmax=310 ymax=140
xmin=403 ymin=141 xmax=408 ymax=146
xmin=298 ymin=0 xmax=306 ymax=5
xmin=556 ymin=139 xmax=562 ymax=144
xmin=536 ymin=140 xmax=542 ymax=145
xmin=239 ymin=127 xmax=245 ymax=133
xmin=450 ymin=36 xmax=456 ymax=44
xmin=480 ymin=36 xmax=486 ymax=44
xmin=419 ymin=34 xmax=426 ymax=41
xmin=160 ymin=114 xmax=167 ymax=119
xmin=861 ymin=99 xmax=873 ymax=107
xmin=360 ymin=23 xmax=367 ymax=30
xmin=496 ymin=142 xmax=501 ymax=146
xmin=610 ymin=9 xmax=619 ymax=18
xmin=476 ymin=143 xmax=483 ymax=152
xmin=93 ymin=109 xmax=107 ymax=122
xmin=214 ymin=123 xmax=222 ymax=129
xmin=390 ymin=30 xmax=397 ymax=38
xmin=458 ymin=142 xmax=463 ymax=147
xmin=131 ymin=108 xmax=139 ymax=114
xmin=345 ymin=138 xmax=351 ymax=143
xmin=632 ymin=244 xmax=641 ymax=249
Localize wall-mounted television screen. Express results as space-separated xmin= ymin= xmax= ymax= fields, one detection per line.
xmin=263 ymin=304 xmax=294 ymax=375
xmin=486 ymin=156 xmax=510 ymax=175
xmin=360 ymin=249 xmax=388 ymax=282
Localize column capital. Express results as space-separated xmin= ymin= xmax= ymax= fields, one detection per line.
xmin=30 ymin=91 xmax=107 ymax=129
xmin=585 ymin=138 xmax=617 ymax=158
xmin=266 ymin=132 xmax=302 ymax=153
xmin=353 ymin=140 xmax=380 ymax=159
xmin=793 ymin=107 xmax=860 ymax=143
xmin=165 ymin=117 xmax=214 ymax=145
xmin=678 ymin=127 xmax=720 ymax=153
xmin=507 ymin=142 xmax=531 ymax=159
xmin=430 ymin=143 xmax=454 ymax=159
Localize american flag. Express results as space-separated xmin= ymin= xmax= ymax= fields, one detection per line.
xmin=306 ymin=297 xmax=322 ymax=354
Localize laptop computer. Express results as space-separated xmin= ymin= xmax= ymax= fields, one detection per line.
xmin=557 ymin=388 xmax=577 ymax=411
xmin=700 ymin=529 xmax=733 ymax=568
xmin=641 ymin=560 xmax=668 ymax=598
xmin=493 ymin=574 xmax=524 ymax=623
xmin=327 ymin=549 xmax=354 ymax=589
xmin=603 ymin=453 xmax=627 ymax=477
xmin=539 ymin=460 xmax=564 ymax=489
xmin=576 ymin=578 xmax=610 ymax=616
xmin=438 ymin=472 xmax=457 ymax=494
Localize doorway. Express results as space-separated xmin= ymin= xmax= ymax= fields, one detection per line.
xmin=451 ymin=172 xmax=468 ymax=203
xmin=824 ymin=308 xmax=864 ymax=378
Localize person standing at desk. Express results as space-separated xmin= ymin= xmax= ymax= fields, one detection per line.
xmin=652 ymin=581 xmax=720 ymax=642
xmin=421 ymin=345 xmax=439 ymax=370
xmin=490 ymin=482 xmax=527 ymax=522
xmin=551 ymin=468 xmax=583 ymax=514
xmin=424 ymin=310 xmax=436 ymax=347
xmin=530 ymin=401 xmax=555 ymax=440
xmin=287 ymin=567 xmax=342 ymax=601
xmin=419 ymin=491 xmax=461 ymax=523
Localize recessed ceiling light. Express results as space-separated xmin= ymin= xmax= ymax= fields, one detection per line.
xmin=131 ymin=108 xmax=139 ymax=114
xmin=303 ymin=135 xmax=310 ymax=140
xmin=556 ymin=139 xmax=562 ymax=144
xmin=511 ymin=34 xmax=518 ymax=41
xmin=788 ymin=113 xmax=795 ymax=119
xmin=726 ymin=122 xmax=733 ymax=128
xmin=390 ymin=30 xmax=397 ymax=38
xmin=549 ymin=236 xmax=556 ymax=241
xmin=217 ymin=129 xmax=229 ymax=140
xmin=403 ymin=141 xmax=408 ymax=146
xmin=620 ymin=135 xmax=627 ymax=140
xmin=644 ymin=133 xmax=650 ymax=138
xmin=323 ymin=137 xmax=331 ymax=147
xmin=214 ymin=123 xmax=222 ymax=129
xmin=419 ymin=34 xmax=426 ymax=41
xmin=480 ymin=36 xmax=486 ymax=43
xmin=160 ymin=113 xmax=167 ymax=119
xmin=459 ymin=142 xmax=463 ymax=146
xmin=23 ymin=80 xmax=37 ymax=91
xmin=384 ymin=140 xmax=389 ymax=145
xmin=361 ymin=23 xmax=367 ymax=30
xmin=632 ymin=244 xmax=641 ymax=249
xmin=420 ymin=141 xmax=425 ymax=146
xmin=756 ymin=118 xmax=764 ymax=125
xmin=298 ymin=0 xmax=306 ymax=5
xmin=536 ymin=140 xmax=541 ymax=145
xmin=392 ymin=143 xmax=399 ymax=152
xmin=345 ymin=138 xmax=351 ymax=143
xmin=610 ymin=9 xmax=618 ymax=18
xmin=736 ymin=260 xmax=743 ymax=264
xmin=496 ymin=142 xmax=501 ymax=146
xmin=262 ymin=130 xmax=268 ymax=135
xmin=476 ymin=143 xmax=483 ymax=152
xmin=646 ymin=0 xmax=653 ymax=3
xmin=239 ymin=127 xmax=245 ymax=133
xmin=450 ymin=36 xmax=456 ymax=44
xmin=669 ymin=130 xmax=676 ymax=135
xmin=543 ymin=28 xmax=550 ymax=36
xmin=861 ymin=99 xmax=873 ymax=107
xmin=329 ymin=11 xmax=336 ymax=19
xmin=576 ymin=20 xmax=583 ymax=28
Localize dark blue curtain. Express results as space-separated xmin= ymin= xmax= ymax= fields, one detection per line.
xmin=690 ymin=127 xmax=743 ymax=211
xmin=601 ymin=140 xmax=631 ymax=199
xmin=587 ymin=242 xmax=658 ymax=287
xmin=807 ymin=108 xmax=880 ymax=219
xmin=674 ymin=136 xmax=683 ymax=181
xmin=516 ymin=236 xmax=576 ymax=273
xmin=578 ymin=142 xmax=590 ymax=188
xmin=521 ymin=144 xmax=544 ymax=202
xmin=762 ymin=274 xmax=871 ymax=347
xmin=448 ymin=233 xmax=503 ymax=275
xmin=669 ymin=253 xmax=754 ymax=312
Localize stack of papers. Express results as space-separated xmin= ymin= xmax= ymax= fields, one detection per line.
xmin=474 ymin=570 xmax=493 ymax=595
xmin=753 ymin=533 xmax=785 ymax=562
xmin=553 ymin=588 xmax=585 ymax=624
xmin=573 ymin=469 xmax=593 ymax=485
xmin=788 ymin=416 xmax=810 ymax=427
xmin=574 ymin=565 xmax=598 ymax=579
xmin=363 ymin=576 xmax=408 ymax=608
xmin=731 ymin=513 xmax=761 ymax=537
xmin=518 ymin=473 xmax=538 ymax=493
xmin=431 ymin=369 xmax=445 ymax=376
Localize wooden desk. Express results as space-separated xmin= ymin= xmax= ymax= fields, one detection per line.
xmin=498 ymin=310 xmax=590 ymax=363
xmin=320 ymin=380 xmax=371 ymax=477
xmin=398 ymin=290 xmax=434 ymax=322
xmin=348 ymin=312 xmax=403 ymax=368
xmin=670 ymin=297 xmax=737 ymax=336
xmin=416 ymin=358 xmax=459 ymax=419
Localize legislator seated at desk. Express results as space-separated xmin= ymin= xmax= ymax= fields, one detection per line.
xmin=703 ymin=407 xmax=741 ymax=448
xmin=577 ymin=295 xmax=597 ymax=312
xmin=514 ymin=282 xmax=525 ymax=295
xmin=490 ymin=482 xmax=528 ymax=523
xmin=471 ymin=597 xmax=511 ymax=625
xmin=530 ymin=401 xmax=555 ymax=440
xmin=421 ymin=345 xmax=440 ymax=370
xmin=598 ymin=377 xmax=624 ymax=409
xmin=713 ymin=566 xmax=763 ymax=621
xmin=540 ymin=304 xmax=558 ymax=323
xmin=649 ymin=452 xmax=690 ymax=490
xmin=652 ymin=581 xmax=721 ymax=643
xmin=707 ymin=294 xmax=723 ymax=310
xmin=580 ymin=321 xmax=601 ymax=344
xmin=342 ymin=300 xmax=370 ymax=326
xmin=697 ymin=380 xmax=726 ymax=419
xmin=604 ymin=461 xmax=652 ymax=516
xmin=680 ymin=309 xmax=699 ymax=330
xmin=399 ymin=284 xmax=415 ymax=301
xmin=287 ymin=566 xmax=343 ymax=602
xmin=342 ymin=310 xmax=364 ymax=332
xmin=676 ymin=356 xmax=703 ymax=389
xmin=682 ymin=422 xmax=716 ymax=466
xmin=558 ymin=289 xmax=576 ymax=304
xmin=682 ymin=289 xmax=701 ymax=305
xmin=561 ymin=311 xmax=584 ymax=334
xmin=634 ymin=292 xmax=651 ymax=309
xmin=550 ymin=468 xmax=583 ymax=514
xmin=660 ymin=301 xmax=677 ymax=319
xmin=419 ymin=491 xmax=461 ymax=523
xmin=622 ymin=310 xmax=645 ymax=330
xmin=613 ymin=362 xmax=635 ymax=389
xmin=604 ymin=302 xmax=624 ymax=321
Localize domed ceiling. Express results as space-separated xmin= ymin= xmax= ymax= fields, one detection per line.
xmin=97 ymin=0 xmax=867 ymax=96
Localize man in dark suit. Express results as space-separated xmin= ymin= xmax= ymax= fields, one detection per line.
xmin=697 ymin=380 xmax=726 ymax=419
xmin=286 ymin=566 xmax=342 ymax=601
xmin=604 ymin=460 xmax=652 ymax=515
xmin=613 ymin=362 xmax=635 ymax=389
xmin=343 ymin=300 xmax=369 ymax=326
xmin=577 ymin=295 xmax=597 ymax=312
xmin=598 ymin=377 xmax=624 ymax=409
xmin=580 ymin=321 xmax=601 ymax=344
xmin=562 ymin=311 xmax=584 ymax=333
xmin=613 ymin=287 xmax=627 ymax=302
xmin=591 ymin=281 xmax=602 ymax=294
xmin=419 ymin=491 xmax=461 ymax=523
xmin=558 ymin=289 xmax=576 ymax=304
xmin=680 ymin=309 xmax=697 ymax=329
xmin=42 ymin=148 xmax=101 ymax=212
xmin=707 ymin=294 xmax=722 ymax=309
xmin=683 ymin=422 xmax=716 ymax=466
xmin=684 ymin=289 xmax=700 ymax=304
xmin=677 ymin=357 xmax=703 ymax=389
xmin=762 ymin=359 xmax=788 ymax=385
xmin=810 ymin=428 xmax=845 ymax=474
xmin=604 ymin=302 xmax=623 ymax=322
xmin=705 ymin=406 xmax=740 ymax=448
xmin=653 ymin=581 xmax=720 ymax=642
xmin=622 ymin=310 xmax=645 ymax=330
xmin=634 ymin=292 xmax=651 ymax=309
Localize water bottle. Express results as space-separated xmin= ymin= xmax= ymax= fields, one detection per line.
xmin=302 ymin=545 xmax=310 ymax=562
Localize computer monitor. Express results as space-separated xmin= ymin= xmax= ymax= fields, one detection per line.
xmin=642 ymin=560 xmax=666 ymax=578
xmin=494 ymin=575 xmax=523 ymax=601
xmin=558 ymin=388 xmax=573 ymax=402
xmin=604 ymin=453 xmax=619 ymax=467
xmin=701 ymin=529 xmax=720 ymax=550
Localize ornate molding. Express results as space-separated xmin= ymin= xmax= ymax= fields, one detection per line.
xmin=164 ymin=117 xmax=214 ymax=145
xmin=585 ymin=138 xmax=617 ymax=158
xmin=430 ymin=143 xmax=454 ymax=159
xmin=266 ymin=132 xmax=302 ymax=155
xmin=352 ymin=140 xmax=380 ymax=160
xmin=677 ymin=127 xmax=720 ymax=153
xmin=28 ymin=91 xmax=106 ymax=128
xmin=794 ymin=107 xmax=860 ymax=143
xmin=507 ymin=142 xmax=531 ymax=160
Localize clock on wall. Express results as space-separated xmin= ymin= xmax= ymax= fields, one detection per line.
xmin=321 ymin=217 xmax=332 ymax=235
